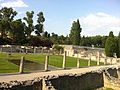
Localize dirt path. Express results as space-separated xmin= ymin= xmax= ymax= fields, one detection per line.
xmin=0 ymin=65 xmax=119 ymax=83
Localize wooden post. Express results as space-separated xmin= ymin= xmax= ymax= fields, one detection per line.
xmin=97 ymin=51 xmax=100 ymax=66
xmin=77 ymin=54 xmax=80 ymax=68
xmin=63 ymin=51 xmax=66 ymax=69
xmin=88 ymin=54 xmax=91 ymax=66
xmin=45 ymin=55 xmax=49 ymax=71
xmin=19 ymin=56 xmax=24 ymax=74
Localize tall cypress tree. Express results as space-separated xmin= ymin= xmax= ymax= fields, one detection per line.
xmin=69 ymin=19 xmax=82 ymax=45
xmin=118 ymin=32 xmax=120 ymax=57
xmin=105 ymin=31 xmax=118 ymax=57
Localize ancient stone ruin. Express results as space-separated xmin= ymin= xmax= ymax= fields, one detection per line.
xmin=0 ymin=65 xmax=120 ymax=90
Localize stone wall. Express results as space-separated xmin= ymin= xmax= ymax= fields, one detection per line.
xmin=0 ymin=71 xmax=104 ymax=90
xmin=44 ymin=72 xmax=104 ymax=90
xmin=0 ymin=67 xmax=120 ymax=90
xmin=0 ymin=78 xmax=42 ymax=90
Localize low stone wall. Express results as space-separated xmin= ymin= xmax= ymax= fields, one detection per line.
xmin=43 ymin=72 xmax=104 ymax=90
xmin=0 ymin=78 xmax=42 ymax=90
xmin=106 ymin=67 xmax=118 ymax=78
xmin=0 ymin=66 xmax=120 ymax=90
xmin=103 ymin=67 xmax=120 ymax=90
xmin=0 ymin=71 xmax=104 ymax=90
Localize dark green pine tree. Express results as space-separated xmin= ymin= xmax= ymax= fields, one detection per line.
xmin=118 ymin=32 xmax=120 ymax=58
xmin=105 ymin=31 xmax=118 ymax=57
xmin=69 ymin=19 xmax=82 ymax=45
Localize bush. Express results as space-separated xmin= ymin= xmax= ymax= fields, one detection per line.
xmin=53 ymin=45 xmax=64 ymax=54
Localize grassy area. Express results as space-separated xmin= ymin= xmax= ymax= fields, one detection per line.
xmin=0 ymin=53 xmax=19 ymax=73
xmin=0 ymin=52 xmax=103 ymax=73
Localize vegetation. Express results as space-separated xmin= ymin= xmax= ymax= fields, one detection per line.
xmin=0 ymin=7 xmax=111 ymax=49
xmin=69 ymin=19 xmax=82 ymax=45
xmin=105 ymin=31 xmax=118 ymax=57
xmin=23 ymin=11 xmax=34 ymax=38
xmin=35 ymin=12 xmax=45 ymax=36
xmin=118 ymin=32 xmax=120 ymax=58
xmin=53 ymin=45 xmax=64 ymax=54
xmin=1 ymin=7 xmax=120 ymax=58
xmin=80 ymin=35 xmax=108 ymax=48
xmin=0 ymin=53 xmax=103 ymax=73
xmin=0 ymin=7 xmax=52 ymax=47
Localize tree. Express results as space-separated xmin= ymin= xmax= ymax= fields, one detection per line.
xmin=91 ymin=35 xmax=102 ymax=47
xmin=58 ymin=35 xmax=66 ymax=44
xmin=0 ymin=7 xmax=17 ymax=38
xmin=53 ymin=45 xmax=64 ymax=54
xmin=28 ymin=36 xmax=52 ymax=47
xmin=80 ymin=36 xmax=92 ymax=46
xmin=118 ymin=32 xmax=120 ymax=57
xmin=69 ymin=19 xmax=82 ymax=45
xmin=43 ymin=31 xmax=50 ymax=38
xmin=105 ymin=31 xmax=118 ymax=57
xmin=23 ymin=11 xmax=34 ymax=38
xmin=64 ymin=35 xmax=71 ymax=45
xmin=50 ymin=33 xmax=59 ymax=44
xmin=10 ymin=19 xmax=26 ymax=45
xmin=101 ymin=36 xmax=107 ymax=48
xmin=35 ymin=12 xmax=45 ymax=36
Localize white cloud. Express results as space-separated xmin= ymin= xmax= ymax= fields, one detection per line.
xmin=0 ymin=0 xmax=28 ymax=8
xmin=79 ymin=12 xmax=120 ymax=36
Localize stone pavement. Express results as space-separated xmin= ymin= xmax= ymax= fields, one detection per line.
xmin=0 ymin=65 xmax=119 ymax=83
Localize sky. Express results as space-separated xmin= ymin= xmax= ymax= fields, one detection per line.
xmin=0 ymin=0 xmax=120 ymax=36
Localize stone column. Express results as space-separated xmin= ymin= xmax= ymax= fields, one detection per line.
xmin=10 ymin=46 xmax=12 ymax=54
xmin=25 ymin=47 xmax=28 ymax=54
xmin=114 ymin=53 xmax=117 ymax=64
xmin=97 ymin=51 xmax=100 ymax=66
xmin=110 ymin=58 xmax=113 ymax=65
xmin=88 ymin=54 xmax=92 ymax=66
xmin=77 ymin=54 xmax=80 ymax=68
xmin=41 ymin=47 xmax=44 ymax=54
xmin=19 ymin=56 xmax=24 ymax=74
xmin=34 ymin=47 xmax=36 ymax=53
xmin=60 ymin=49 xmax=62 ymax=55
xmin=62 ymin=51 xmax=66 ymax=69
xmin=48 ymin=50 xmax=50 ymax=55
xmin=45 ymin=55 xmax=49 ymax=71
xmin=117 ymin=68 xmax=120 ymax=79
xmin=115 ymin=57 xmax=118 ymax=64
xmin=104 ymin=57 xmax=107 ymax=65
xmin=0 ymin=47 xmax=2 ymax=52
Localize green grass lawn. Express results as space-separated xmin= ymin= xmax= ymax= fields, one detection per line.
xmin=0 ymin=52 xmax=103 ymax=73
xmin=0 ymin=53 xmax=19 ymax=73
